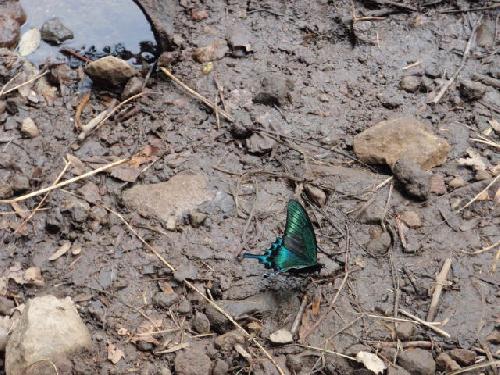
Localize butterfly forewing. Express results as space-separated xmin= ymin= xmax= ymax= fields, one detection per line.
xmin=283 ymin=200 xmax=317 ymax=264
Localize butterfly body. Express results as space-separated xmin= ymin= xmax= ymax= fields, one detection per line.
xmin=243 ymin=200 xmax=321 ymax=273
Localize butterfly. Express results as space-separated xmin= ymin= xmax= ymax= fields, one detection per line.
xmin=243 ymin=199 xmax=321 ymax=273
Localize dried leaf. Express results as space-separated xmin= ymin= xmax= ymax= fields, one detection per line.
xmin=311 ymin=293 xmax=321 ymax=316
xmin=133 ymin=318 xmax=163 ymax=344
xmin=107 ymin=343 xmax=124 ymax=364
xmin=476 ymin=190 xmax=489 ymax=201
xmin=489 ymin=119 xmax=500 ymax=134
xmin=6 ymin=263 xmax=24 ymax=284
xmin=356 ymin=351 xmax=387 ymax=374
xmin=457 ymin=149 xmax=486 ymax=171
xmin=49 ymin=242 xmax=71 ymax=261
xmin=24 ymin=267 xmax=45 ymax=286
xmin=495 ymin=188 xmax=500 ymax=205
xmin=10 ymin=202 xmax=28 ymax=218
xmin=18 ymin=28 xmax=41 ymax=57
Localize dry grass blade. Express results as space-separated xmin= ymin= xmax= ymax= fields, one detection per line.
xmin=0 ymin=70 xmax=48 ymax=98
xmin=427 ymin=258 xmax=452 ymax=322
xmin=399 ymin=309 xmax=450 ymax=338
xmin=298 ymin=344 xmax=357 ymax=361
xmin=446 ymin=360 xmax=500 ymax=375
xmin=14 ymin=160 xmax=71 ymax=234
xmin=459 ymin=174 xmax=499 ymax=211
xmin=0 ymin=158 xmax=128 ymax=204
xmin=160 ymin=67 xmax=234 ymax=122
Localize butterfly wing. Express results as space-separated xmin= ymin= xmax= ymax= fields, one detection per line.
xmin=281 ymin=199 xmax=317 ymax=268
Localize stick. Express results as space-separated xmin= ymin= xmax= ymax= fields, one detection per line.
xmin=291 ymin=294 xmax=308 ymax=337
xmin=432 ymin=16 xmax=483 ymax=104
xmin=399 ymin=309 xmax=451 ymax=338
xmin=439 ymin=4 xmax=500 ymax=14
xmin=159 ymin=67 xmax=234 ymax=122
xmin=298 ymin=344 xmax=356 ymax=361
xmin=374 ymin=341 xmax=434 ymax=349
xmin=427 ymin=258 xmax=452 ymax=321
xmin=300 ymin=271 xmax=349 ymax=341
xmin=0 ymin=70 xmax=48 ymax=98
xmin=459 ymin=174 xmax=499 ymax=211
xmin=447 ymin=360 xmax=500 ymax=375
xmin=14 ymin=160 xmax=71 ymax=234
xmin=0 ymin=158 xmax=128 ymax=204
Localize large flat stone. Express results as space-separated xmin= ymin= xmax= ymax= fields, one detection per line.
xmin=353 ymin=117 xmax=450 ymax=170
xmin=5 ymin=295 xmax=91 ymax=375
xmin=122 ymin=173 xmax=214 ymax=224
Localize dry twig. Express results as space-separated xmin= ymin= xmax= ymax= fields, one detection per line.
xmin=427 ymin=258 xmax=452 ymax=322
xmin=0 ymin=70 xmax=48 ymax=98
xmin=160 ymin=67 xmax=234 ymax=122
xmin=291 ymin=294 xmax=308 ymax=337
xmin=399 ymin=309 xmax=451 ymax=338
xmin=447 ymin=360 xmax=500 ymax=375
xmin=432 ymin=16 xmax=483 ymax=104
xmin=459 ymin=174 xmax=499 ymax=211
xmin=298 ymin=344 xmax=356 ymax=361
xmin=0 ymin=158 xmax=128 ymax=204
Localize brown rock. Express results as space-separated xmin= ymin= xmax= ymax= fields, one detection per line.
xmin=192 ymin=39 xmax=228 ymax=63
xmin=399 ymin=210 xmax=421 ymax=228
xmin=430 ymin=174 xmax=446 ymax=195
xmin=84 ymin=56 xmax=137 ymax=86
xmin=448 ymin=349 xmax=476 ymax=366
xmin=353 ymin=117 xmax=450 ymax=170
xmin=0 ymin=14 xmax=20 ymax=48
xmin=436 ymin=353 xmax=460 ymax=372
xmin=122 ymin=76 xmax=143 ymax=99
xmin=191 ymin=8 xmax=208 ymax=21
xmin=400 ymin=75 xmax=421 ymax=93
xmin=304 ymin=184 xmax=326 ymax=206
xmin=2 ymin=0 xmax=27 ymax=24
xmin=214 ymin=329 xmax=245 ymax=351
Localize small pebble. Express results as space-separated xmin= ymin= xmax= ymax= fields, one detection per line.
xmin=448 ymin=176 xmax=466 ymax=189
xmin=192 ymin=311 xmax=210 ymax=334
xmin=20 ymin=117 xmax=39 ymax=138
xmin=475 ymin=169 xmax=491 ymax=181
xmin=135 ymin=340 xmax=154 ymax=352
xmin=212 ymin=359 xmax=229 ymax=375
xmin=399 ymin=210 xmax=421 ymax=228
xmin=399 ymin=75 xmax=421 ymax=93
xmin=152 ymin=291 xmax=179 ymax=309
xmin=430 ymin=174 xmax=446 ymax=195
xmin=269 ymin=328 xmax=293 ymax=344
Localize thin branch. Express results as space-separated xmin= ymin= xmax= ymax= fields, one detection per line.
xmin=0 ymin=158 xmax=129 ymax=204
xmin=427 ymin=258 xmax=452 ymax=321
xmin=159 ymin=67 xmax=234 ymax=122
xmin=0 ymin=70 xmax=48 ymax=98
xmin=399 ymin=309 xmax=451 ymax=338
xmin=459 ymin=174 xmax=499 ymax=211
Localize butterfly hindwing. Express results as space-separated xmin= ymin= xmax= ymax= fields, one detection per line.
xmin=283 ymin=199 xmax=317 ymax=265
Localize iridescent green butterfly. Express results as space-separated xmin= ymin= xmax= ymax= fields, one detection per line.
xmin=243 ymin=199 xmax=321 ymax=273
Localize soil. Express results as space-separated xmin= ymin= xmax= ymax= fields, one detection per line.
xmin=1 ymin=1 xmax=499 ymax=374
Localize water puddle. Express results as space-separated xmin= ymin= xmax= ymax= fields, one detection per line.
xmin=19 ymin=0 xmax=157 ymax=66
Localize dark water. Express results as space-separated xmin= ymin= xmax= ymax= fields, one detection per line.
xmin=19 ymin=0 xmax=156 ymax=65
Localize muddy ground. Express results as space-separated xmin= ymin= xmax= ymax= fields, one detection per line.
xmin=0 ymin=0 xmax=499 ymax=374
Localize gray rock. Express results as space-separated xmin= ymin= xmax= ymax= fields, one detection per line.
xmin=436 ymin=352 xmax=460 ymax=372
xmin=378 ymin=89 xmax=403 ymax=109
xmin=153 ymin=291 xmax=179 ymax=309
xmin=84 ymin=56 xmax=137 ymax=86
xmin=173 ymin=263 xmax=198 ymax=282
xmin=353 ymin=117 xmax=450 ymax=170
xmin=174 ymin=347 xmax=212 ymax=375
xmin=122 ymin=173 xmax=214 ymax=225
xmin=392 ymin=158 xmax=431 ymax=201
xmin=11 ymin=174 xmax=30 ymax=192
xmin=176 ymin=298 xmax=192 ymax=315
xmin=253 ymin=72 xmax=294 ymax=107
xmin=400 ymin=76 xmax=421 ymax=92
xmin=40 ymin=17 xmax=73 ymax=44
xmin=459 ymin=79 xmax=486 ymax=101
xmin=192 ymin=311 xmax=210 ymax=334
xmin=366 ymin=231 xmax=392 ymax=255
xmin=269 ymin=328 xmax=293 ymax=344
xmin=387 ymin=366 xmax=411 ymax=375
xmin=5 ymin=295 xmax=91 ymax=375
xmin=122 ymin=76 xmax=143 ymax=100
xmin=395 ymin=322 xmax=415 ymax=340
xmin=212 ymin=359 xmax=229 ymax=375
xmin=136 ymin=340 xmax=154 ymax=352
xmin=253 ymin=359 xmax=281 ymax=375
xmin=286 ymin=354 xmax=302 ymax=373
xmin=397 ymin=349 xmax=436 ymax=375
xmin=245 ymin=133 xmax=275 ymax=154
xmin=205 ymin=304 xmax=232 ymax=334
